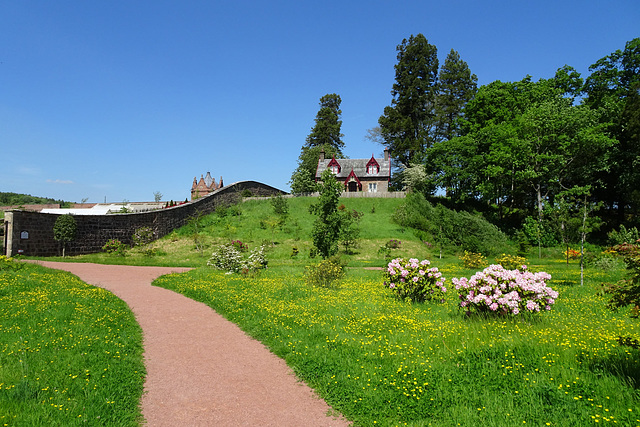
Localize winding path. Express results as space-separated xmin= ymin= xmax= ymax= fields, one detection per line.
xmin=36 ymin=261 xmax=349 ymax=427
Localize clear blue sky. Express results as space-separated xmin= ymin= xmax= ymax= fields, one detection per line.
xmin=2 ymin=1 xmax=638 ymax=203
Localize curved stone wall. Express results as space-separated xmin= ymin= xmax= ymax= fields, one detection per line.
xmin=3 ymin=181 xmax=285 ymax=257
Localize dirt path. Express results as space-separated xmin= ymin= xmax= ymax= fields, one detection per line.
xmin=36 ymin=261 xmax=349 ymax=427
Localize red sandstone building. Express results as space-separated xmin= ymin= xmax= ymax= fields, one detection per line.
xmin=191 ymin=172 xmax=223 ymax=200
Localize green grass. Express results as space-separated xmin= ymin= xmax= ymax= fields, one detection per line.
xmin=16 ymin=196 xmax=640 ymax=425
xmin=154 ymin=257 xmax=640 ymax=426
xmin=36 ymin=197 xmax=430 ymax=268
xmin=0 ymin=262 xmax=145 ymax=426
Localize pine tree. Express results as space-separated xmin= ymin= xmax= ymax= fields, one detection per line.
xmin=290 ymin=94 xmax=345 ymax=193
xmin=378 ymin=34 xmax=439 ymax=167
xmin=435 ymin=49 xmax=478 ymax=142
xmin=304 ymin=93 xmax=344 ymax=153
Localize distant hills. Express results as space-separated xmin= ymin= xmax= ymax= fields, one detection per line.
xmin=0 ymin=192 xmax=70 ymax=207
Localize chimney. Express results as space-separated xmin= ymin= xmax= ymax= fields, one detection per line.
xmin=319 ymin=150 xmax=325 ymax=162
xmin=384 ymin=148 xmax=389 ymax=161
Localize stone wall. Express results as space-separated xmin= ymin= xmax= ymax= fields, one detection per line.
xmin=3 ymin=181 xmax=285 ymax=257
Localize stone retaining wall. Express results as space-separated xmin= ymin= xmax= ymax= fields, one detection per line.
xmin=3 ymin=181 xmax=285 ymax=257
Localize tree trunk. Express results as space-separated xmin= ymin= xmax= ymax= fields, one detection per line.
xmin=580 ymin=195 xmax=588 ymax=286
xmin=537 ymin=184 xmax=543 ymax=259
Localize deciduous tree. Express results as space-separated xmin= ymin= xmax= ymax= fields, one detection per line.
xmin=53 ymin=214 xmax=77 ymax=257
xmin=309 ymin=169 xmax=344 ymax=258
xmin=584 ymin=38 xmax=640 ymax=220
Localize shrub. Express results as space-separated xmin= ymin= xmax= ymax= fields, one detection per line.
xmin=207 ymin=244 xmax=245 ymax=273
xmin=340 ymin=208 xmax=363 ymax=254
xmin=608 ymin=225 xmax=640 ymax=246
xmin=291 ymin=246 xmax=299 ymax=258
xmin=246 ymin=245 xmax=268 ymax=271
xmin=393 ymin=193 xmax=507 ymax=255
xmin=0 ymin=255 xmax=23 ymax=271
xmin=304 ymin=256 xmax=345 ymax=288
xmin=377 ymin=245 xmax=392 ymax=262
xmin=102 ymin=239 xmax=127 ymax=256
xmin=385 ymin=239 xmax=402 ymax=249
xmin=604 ymin=242 xmax=640 ymax=318
xmin=383 ymin=258 xmax=447 ymax=303
xmin=270 ymin=194 xmax=289 ymax=217
xmin=494 ymin=254 xmax=527 ymax=270
xmin=207 ymin=243 xmax=268 ymax=274
xmin=452 ymin=265 xmax=557 ymax=316
xmin=460 ymin=251 xmax=487 ymax=269
xmin=132 ymin=226 xmax=155 ymax=247
xmin=562 ymin=248 xmax=582 ymax=260
xmin=230 ymin=239 xmax=248 ymax=252
xmin=585 ymin=252 xmax=623 ymax=271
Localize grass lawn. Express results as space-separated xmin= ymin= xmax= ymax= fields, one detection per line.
xmin=154 ymin=257 xmax=640 ymax=426
xmin=15 ymin=196 xmax=640 ymax=425
xmin=0 ymin=260 xmax=145 ymax=426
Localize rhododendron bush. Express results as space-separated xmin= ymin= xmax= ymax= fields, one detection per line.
xmin=452 ymin=265 xmax=557 ymax=315
xmin=383 ymin=258 xmax=446 ymax=303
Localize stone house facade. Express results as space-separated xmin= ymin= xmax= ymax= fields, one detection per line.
xmin=315 ymin=149 xmax=391 ymax=193
xmin=191 ymin=172 xmax=223 ymax=200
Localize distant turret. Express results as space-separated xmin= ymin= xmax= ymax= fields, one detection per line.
xmin=191 ymin=171 xmax=224 ymax=200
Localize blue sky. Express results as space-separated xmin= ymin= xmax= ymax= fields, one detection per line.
xmin=2 ymin=1 xmax=638 ymax=203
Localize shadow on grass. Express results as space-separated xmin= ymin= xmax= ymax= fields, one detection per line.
xmin=551 ymin=278 xmax=578 ymax=287
xmin=582 ymin=346 xmax=640 ymax=389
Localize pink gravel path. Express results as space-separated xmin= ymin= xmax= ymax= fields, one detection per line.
xmin=36 ymin=261 xmax=350 ymax=427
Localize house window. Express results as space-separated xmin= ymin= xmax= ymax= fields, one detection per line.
xmin=330 ymin=165 xmax=339 ymax=174
xmin=368 ymin=183 xmax=378 ymax=192
xmin=367 ymin=165 xmax=378 ymax=174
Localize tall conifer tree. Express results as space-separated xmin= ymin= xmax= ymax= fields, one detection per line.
xmin=304 ymin=93 xmax=345 ymax=153
xmin=290 ymin=94 xmax=345 ymax=193
xmin=378 ymin=34 xmax=439 ymax=167
xmin=435 ymin=49 xmax=478 ymax=142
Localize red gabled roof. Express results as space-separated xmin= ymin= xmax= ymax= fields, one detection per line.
xmin=327 ymin=156 xmax=341 ymax=173
xmin=365 ymin=155 xmax=380 ymax=172
xmin=344 ymin=168 xmax=362 ymax=190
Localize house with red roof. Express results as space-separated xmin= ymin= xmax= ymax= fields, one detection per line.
xmin=315 ymin=149 xmax=391 ymax=193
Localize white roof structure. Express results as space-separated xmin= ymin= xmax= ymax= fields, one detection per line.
xmin=41 ymin=204 xmax=133 ymax=215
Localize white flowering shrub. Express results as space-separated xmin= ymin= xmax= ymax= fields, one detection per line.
xmin=452 ymin=264 xmax=558 ymax=316
xmin=207 ymin=243 xmax=267 ymax=274
xmin=208 ymin=244 xmax=245 ymax=273
xmin=247 ymin=245 xmax=268 ymax=271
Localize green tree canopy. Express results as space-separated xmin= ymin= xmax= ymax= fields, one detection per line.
xmin=583 ymin=38 xmax=640 ymax=219
xmin=309 ymin=169 xmax=344 ymax=258
xmin=426 ymin=75 xmax=616 ymax=218
xmin=53 ymin=214 xmax=77 ymax=257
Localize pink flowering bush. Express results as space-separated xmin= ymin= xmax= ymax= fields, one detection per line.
xmin=383 ymin=258 xmax=447 ymax=303
xmin=452 ymin=264 xmax=558 ymax=315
